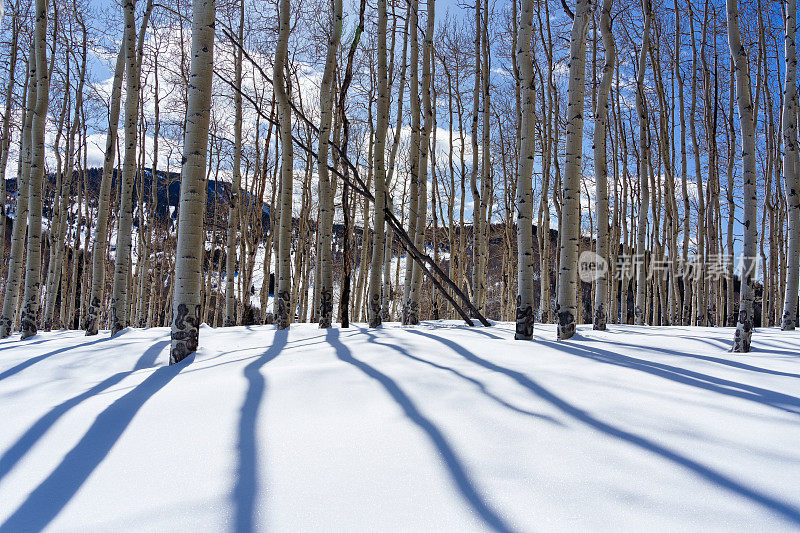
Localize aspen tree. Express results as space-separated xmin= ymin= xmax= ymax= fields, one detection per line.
xmin=170 ymin=0 xmax=215 ymax=363
xmin=44 ymin=17 xmax=86 ymax=329
xmin=110 ymin=0 xmax=152 ymax=335
xmin=407 ymin=0 xmax=435 ymax=321
xmin=368 ymin=0 xmax=388 ymax=328
xmin=556 ymin=0 xmax=591 ymax=340
xmin=85 ymin=43 xmax=125 ymax=335
xmin=0 ymin=46 xmax=34 ymax=338
xmin=0 ymin=8 xmax=18 ymax=264
xmin=316 ymin=0 xmax=342 ymax=328
xmin=224 ymin=0 xmax=245 ymax=327
xmin=726 ymin=61 xmax=736 ymax=327
xmin=727 ymin=0 xmax=757 ymax=351
xmin=402 ymin=0 xmax=421 ymax=325
xmin=515 ymin=0 xmax=535 ymax=340
xmin=19 ymin=0 xmax=50 ymax=339
xmin=274 ymin=0 xmax=292 ymax=330
xmin=470 ymin=0 xmax=482 ymax=317
xmin=633 ymin=0 xmax=652 ymax=326
xmin=593 ymin=0 xmax=614 ymax=330
xmin=782 ymin=0 xmax=800 ymax=331
xmin=675 ymin=0 xmax=691 ymax=325
xmin=477 ymin=0 xmax=491 ymax=315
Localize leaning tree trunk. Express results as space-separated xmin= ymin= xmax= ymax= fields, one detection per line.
xmin=782 ymin=0 xmax=800 ymax=331
xmin=556 ymin=0 xmax=591 ymax=340
xmin=84 ymin=42 xmax=125 ymax=335
xmin=727 ymin=0 xmax=758 ymax=352
xmin=0 ymin=47 xmax=34 ymax=338
xmin=593 ymin=0 xmax=615 ymax=331
xmin=19 ymin=0 xmax=50 ymax=340
xmin=169 ymin=0 xmax=215 ymax=363
xmin=514 ymin=0 xmax=535 ymax=340
xmin=368 ymin=0 xmax=389 ymax=328
xmin=274 ymin=0 xmax=293 ymax=330
xmin=224 ymin=0 xmax=244 ymax=327
xmin=633 ymin=0 xmax=652 ymax=326
xmin=316 ymin=0 xmax=342 ymax=328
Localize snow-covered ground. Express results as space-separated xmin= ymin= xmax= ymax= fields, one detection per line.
xmin=1 ymin=322 xmax=799 ymax=532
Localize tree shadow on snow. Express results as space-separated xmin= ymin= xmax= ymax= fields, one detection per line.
xmin=0 ymin=336 xmax=56 ymax=352
xmin=327 ymin=327 xmax=516 ymax=533
xmin=0 ymin=336 xmax=114 ymax=383
xmin=232 ymin=328 xmax=288 ymax=533
xmin=0 ymin=339 xmax=170 ymax=485
xmin=358 ymin=327 xmax=562 ymax=424
xmin=0 ymin=348 xmax=191 ymax=533
xmin=405 ymin=329 xmax=800 ymax=528
xmin=539 ymin=340 xmax=800 ymax=416
xmin=598 ymin=339 xmax=800 ymax=380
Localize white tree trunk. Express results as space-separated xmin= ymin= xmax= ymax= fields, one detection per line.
xmin=0 ymin=46 xmax=34 ymax=338
xmin=110 ymin=0 xmax=146 ymax=335
xmin=19 ymin=0 xmax=50 ymax=340
xmin=316 ymin=0 xmax=342 ymax=328
xmin=782 ymin=0 xmax=800 ymax=331
xmin=44 ymin=26 xmax=87 ymax=329
xmin=0 ymin=12 xmax=18 ymax=267
xmin=85 ymin=42 xmax=125 ymax=335
xmin=633 ymin=0 xmax=652 ymax=326
xmin=274 ymin=0 xmax=293 ymax=330
xmin=169 ymin=0 xmax=215 ymax=363
xmin=408 ymin=0 xmax=436 ymax=322
xmin=402 ymin=0 xmax=421 ymax=325
xmin=515 ymin=0 xmax=535 ymax=340
xmin=224 ymin=1 xmax=244 ymax=327
xmin=593 ymin=0 xmax=614 ymax=330
xmin=556 ymin=0 xmax=590 ymax=340
xmin=368 ymin=0 xmax=389 ymax=328
xmin=727 ymin=0 xmax=758 ymax=351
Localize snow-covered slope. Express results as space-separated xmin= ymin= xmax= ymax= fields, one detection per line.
xmin=0 ymin=323 xmax=799 ymax=532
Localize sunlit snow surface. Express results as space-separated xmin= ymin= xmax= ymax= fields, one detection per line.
xmin=0 ymin=322 xmax=799 ymax=532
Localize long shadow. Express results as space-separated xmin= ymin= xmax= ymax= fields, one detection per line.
xmin=0 ymin=337 xmax=56 ymax=353
xmin=0 ymin=339 xmax=170 ymax=485
xmin=0 ymin=352 xmax=192 ymax=532
xmin=406 ymin=329 xmax=800 ymax=527
xmin=327 ymin=328 xmax=516 ymax=533
xmin=358 ymin=328 xmax=561 ymax=424
xmin=0 ymin=336 xmax=112 ymax=383
xmin=232 ymin=328 xmax=288 ymax=533
xmin=606 ymin=339 xmax=800 ymax=379
xmin=538 ymin=340 xmax=800 ymax=416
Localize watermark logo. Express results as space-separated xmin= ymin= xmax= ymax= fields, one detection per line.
xmin=578 ymin=251 xmax=608 ymax=282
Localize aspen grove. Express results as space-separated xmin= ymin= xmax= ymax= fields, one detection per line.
xmin=1 ymin=0 xmax=800 ymax=528
xmin=0 ymin=0 xmax=797 ymax=357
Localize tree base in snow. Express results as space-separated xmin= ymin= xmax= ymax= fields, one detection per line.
xmin=556 ymin=309 xmax=575 ymax=340
xmin=731 ymin=310 xmax=753 ymax=353
xmin=514 ymin=296 xmax=534 ymax=340
xmin=170 ymin=302 xmax=200 ymax=364
xmin=402 ymin=301 xmax=419 ymax=326
xmin=20 ymin=299 xmax=38 ymax=340
xmin=593 ymin=304 xmax=607 ymax=331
